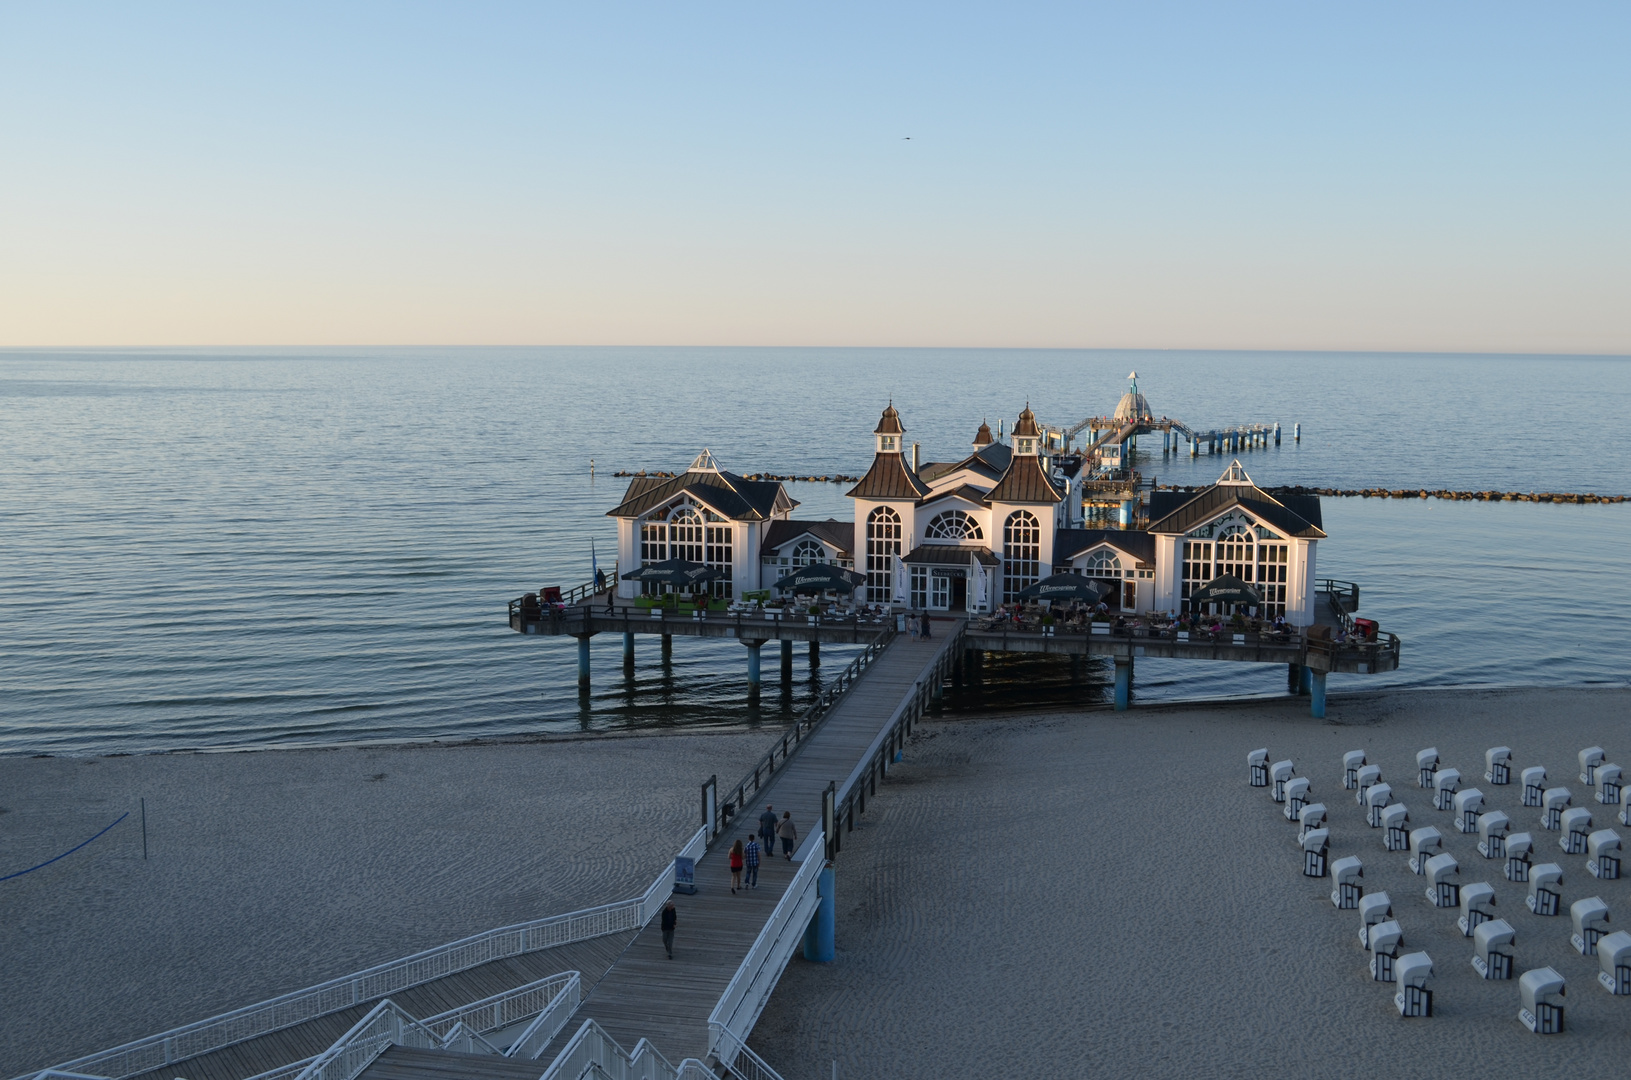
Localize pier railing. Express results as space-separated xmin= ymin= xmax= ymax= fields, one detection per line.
xmin=830 ymin=625 xmax=965 ymax=852
xmin=709 ymin=629 xmax=895 ymax=841
xmin=536 ymin=1019 xmax=716 ymax=1080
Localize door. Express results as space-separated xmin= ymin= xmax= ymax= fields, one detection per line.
xmin=951 ymin=574 xmax=968 ymax=611
xmin=931 ymin=574 xmax=950 ymax=609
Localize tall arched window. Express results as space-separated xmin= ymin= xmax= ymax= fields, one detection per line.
xmin=1002 ymin=510 xmax=1040 ymax=602
xmin=1216 ymin=524 xmax=1255 ymax=585
xmin=668 ymin=506 xmax=704 ymax=563
xmin=1085 ymin=551 xmax=1121 ymax=577
xmin=866 ymin=506 xmax=902 ymax=603
xmin=791 ymin=539 xmax=826 ymax=566
xmin=924 ymin=509 xmax=984 ymax=542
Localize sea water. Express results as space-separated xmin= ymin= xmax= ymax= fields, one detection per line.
xmin=1 ymin=348 xmax=1626 ymax=753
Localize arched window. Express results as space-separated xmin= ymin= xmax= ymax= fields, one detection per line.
xmin=668 ymin=505 xmax=704 ymax=563
xmin=924 ymin=509 xmax=984 ymax=542
xmin=791 ymin=539 xmax=825 ymax=566
xmin=865 ymin=506 xmax=902 ymax=603
xmin=1002 ymin=510 xmax=1040 ymax=602
xmin=1216 ymin=524 xmax=1255 ymax=586
xmin=1084 ymin=551 xmax=1121 ymax=577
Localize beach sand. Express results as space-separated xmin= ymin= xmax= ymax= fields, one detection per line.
xmin=750 ymin=687 xmax=1631 ymax=1078
xmin=0 ymin=732 xmax=770 ymax=1076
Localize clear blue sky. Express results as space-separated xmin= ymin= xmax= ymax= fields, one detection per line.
xmin=1 ymin=2 xmax=1626 ymax=350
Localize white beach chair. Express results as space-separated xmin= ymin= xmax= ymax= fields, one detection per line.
xmin=1331 ymin=856 xmax=1364 ymax=909
xmin=1477 ymin=811 xmax=1511 ymax=858
xmin=1394 ymin=951 xmax=1434 ymax=1017
xmin=1472 ymin=918 xmax=1515 ymax=980
xmin=1526 ymin=863 xmax=1563 ymax=917
xmin=1457 ymin=881 xmax=1497 ymax=936
xmin=1484 ymin=746 xmax=1512 ymax=785
xmin=1587 ymin=829 xmax=1621 ymax=880
xmin=1570 ymin=897 xmax=1611 ymax=956
xmin=1518 ymin=967 xmax=1565 ymax=1033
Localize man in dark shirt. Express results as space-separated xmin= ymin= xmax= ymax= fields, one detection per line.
xmin=757 ymin=804 xmax=778 ymax=855
xmin=661 ymin=900 xmax=677 ymax=959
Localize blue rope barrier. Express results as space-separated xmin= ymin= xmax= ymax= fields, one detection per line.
xmin=0 ymin=811 xmax=130 ymax=882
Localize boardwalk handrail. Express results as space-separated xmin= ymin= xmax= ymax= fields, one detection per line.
xmin=536 ymin=1019 xmax=715 ymax=1080
xmin=707 ymin=831 xmax=825 ymax=1074
xmin=19 ymin=825 xmax=711 ymax=1080
xmin=710 ymin=628 xmax=895 ymax=841
xmin=291 ymin=1000 xmax=444 ymax=1080
xmin=829 ymin=625 xmax=965 ymax=851
xmin=711 ymin=1029 xmax=787 ymax=1080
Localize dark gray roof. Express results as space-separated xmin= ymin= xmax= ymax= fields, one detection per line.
xmin=608 ymin=469 xmax=795 ymax=522
xmin=919 ymin=483 xmax=991 ymax=508
xmin=845 ymin=453 xmax=932 ymax=501
xmin=1147 ymin=485 xmax=1325 ymax=539
xmin=919 ymin=441 xmax=1009 ymax=484
xmin=987 ymin=452 xmax=1065 ymax=504
xmin=902 ymin=544 xmax=1000 ymax=567
xmin=763 ymin=518 xmax=854 ymax=556
xmin=1054 ymin=529 xmax=1156 ymax=566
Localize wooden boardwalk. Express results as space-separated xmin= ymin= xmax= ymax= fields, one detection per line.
xmin=129 ymin=933 xmax=634 ymax=1080
xmin=516 ymin=625 xmax=963 ymax=1068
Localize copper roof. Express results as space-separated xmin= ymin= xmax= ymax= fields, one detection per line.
xmin=1147 ymin=484 xmax=1325 ymax=539
xmin=1012 ymin=405 xmax=1041 ymax=439
xmin=973 ymin=419 xmax=993 ymax=447
xmin=845 ymin=452 xmax=932 ymax=501
xmin=607 ymin=468 xmax=796 ymax=521
xmin=873 ymin=403 xmax=904 ymax=435
xmin=986 ymin=451 xmax=1064 ymax=504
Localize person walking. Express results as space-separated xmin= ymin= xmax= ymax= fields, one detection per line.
xmin=908 ymin=608 xmax=920 ymax=641
xmin=776 ymin=811 xmax=798 ymax=860
xmin=729 ymin=838 xmax=744 ymax=893
xmin=661 ymin=900 xmax=677 ymax=959
xmin=920 ymin=611 xmax=932 ymax=639
xmin=758 ymin=804 xmax=778 ymax=854
xmin=744 ymin=834 xmax=760 ymax=889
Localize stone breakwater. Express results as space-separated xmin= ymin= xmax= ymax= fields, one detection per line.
xmin=1158 ymin=484 xmax=1628 ymax=504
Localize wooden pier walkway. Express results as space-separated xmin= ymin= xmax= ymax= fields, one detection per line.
xmin=379 ymin=624 xmax=964 ymax=1073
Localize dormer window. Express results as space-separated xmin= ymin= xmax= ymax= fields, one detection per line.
xmin=881 ymin=435 xmax=897 ymax=452
xmin=1017 ymin=438 xmax=1035 ymax=455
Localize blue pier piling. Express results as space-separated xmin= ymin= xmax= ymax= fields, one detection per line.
xmin=1114 ymin=656 xmax=1132 ymax=711
xmin=1309 ymin=670 xmax=1327 ymax=718
xmin=746 ymin=640 xmax=762 ymax=688
xmin=1274 ymin=422 xmax=1281 ymax=446
xmin=803 ymin=865 xmax=836 ymax=962
xmin=1294 ymin=422 xmax=1301 ymax=442
xmin=623 ymin=632 xmax=635 ymax=665
xmin=1190 ymin=437 xmax=1198 ymax=457
xmin=576 ymin=636 xmax=591 ymax=689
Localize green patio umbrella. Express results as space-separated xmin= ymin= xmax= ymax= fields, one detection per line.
xmin=773 ymin=563 xmax=866 ymax=594
xmin=622 ymin=559 xmax=722 ymax=587
xmin=1017 ymin=573 xmax=1113 ymax=603
xmin=1187 ymin=574 xmax=1261 ymax=606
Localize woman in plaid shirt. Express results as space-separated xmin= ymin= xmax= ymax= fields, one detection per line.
xmin=743 ymin=834 xmax=761 ymax=889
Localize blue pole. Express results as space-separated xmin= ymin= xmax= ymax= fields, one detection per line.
xmin=577 ymin=636 xmax=591 ymax=690
xmin=1309 ymin=670 xmax=1327 ymax=718
xmin=803 ymin=865 xmax=836 ymax=962
xmin=623 ymin=631 xmax=635 ymax=665
xmin=746 ymin=641 xmax=762 ymax=687
xmin=1114 ymin=658 xmax=1131 ymax=711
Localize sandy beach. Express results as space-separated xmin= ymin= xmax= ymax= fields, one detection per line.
xmin=5 ymin=688 xmax=1628 ymax=1078
xmin=750 ymin=687 xmax=1631 ymax=1078
xmin=0 ymin=732 xmax=770 ymax=1076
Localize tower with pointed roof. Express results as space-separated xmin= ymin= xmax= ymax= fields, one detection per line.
xmin=986 ymin=406 xmax=1067 ymax=603
xmin=972 ymin=418 xmax=994 ymax=449
xmin=847 ymin=403 xmax=931 ymax=604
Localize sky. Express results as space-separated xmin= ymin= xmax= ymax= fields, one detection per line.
xmin=0 ymin=2 xmax=1626 ymax=351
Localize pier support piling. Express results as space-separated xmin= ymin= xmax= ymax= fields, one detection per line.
xmin=1294 ymin=422 xmax=1301 ymax=442
xmin=1309 ymin=670 xmax=1327 ymax=718
xmin=661 ymin=634 xmax=672 ymax=660
xmin=1287 ymin=662 xmax=1302 ymax=695
xmin=809 ymin=641 xmax=820 ymax=667
xmin=623 ymin=632 xmax=635 ymax=666
xmin=576 ymin=635 xmax=592 ymax=691
xmin=781 ymin=639 xmax=793 ymax=679
xmin=803 ymin=865 xmax=836 ymax=962
xmin=745 ymin=641 xmax=763 ymax=689
xmin=1113 ymin=656 xmax=1132 ymax=711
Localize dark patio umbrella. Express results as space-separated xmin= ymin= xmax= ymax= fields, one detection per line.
xmin=1017 ymin=573 xmax=1112 ymax=602
xmin=1188 ymin=574 xmax=1261 ymax=606
xmin=622 ymin=559 xmax=722 ymax=587
xmin=773 ymin=563 xmax=866 ymax=594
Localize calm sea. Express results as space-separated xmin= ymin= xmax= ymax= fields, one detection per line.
xmin=1 ymin=348 xmax=1627 ymax=754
